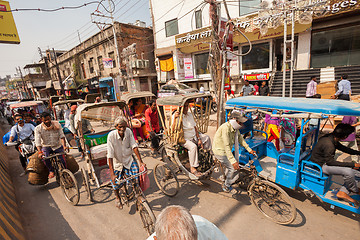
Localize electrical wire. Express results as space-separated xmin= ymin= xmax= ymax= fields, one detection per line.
xmin=5 ymin=1 xmax=107 ymax=13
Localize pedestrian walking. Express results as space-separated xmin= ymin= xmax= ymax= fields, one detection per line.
xmin=306 ymin=76 xmax=321 ymax=98
xmin=240 ymin=81 xmax=255 ymax=96
xmin=259 ymin=81 xmax=270 ymax=96
xmin=332 ymin=74 xmax=351 ymax=101
xmin=253 ymin=82 xmax=259 ymax=95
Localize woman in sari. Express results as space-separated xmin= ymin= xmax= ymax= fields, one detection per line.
xmin=128 ymin=99 xmax=145 ymax=143
xmin=264 ymin=111 xmax=280 ymax=151
xmin=134 ymin=98 xmax=149 ymax=138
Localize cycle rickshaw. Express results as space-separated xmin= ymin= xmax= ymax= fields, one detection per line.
xmin=52 ymin=99 xmax=85 ymax=149
xmin=74 ymin=101 xmax=156 ymax=235
xmin=154 ymin=93 xmax=220 ymax=197
xmin=224 ymin=96 xmax=360 ymax=224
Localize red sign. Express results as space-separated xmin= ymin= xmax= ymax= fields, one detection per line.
xmin=244 ymin=73 xmax=270 ymax=81
xmin=0 ymin=4 xmax=6 ymax=12
xmin=219 ymin=18 xmax=233 ymax=51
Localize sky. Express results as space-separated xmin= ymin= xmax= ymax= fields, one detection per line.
xmin=0 ymin=0 xmax=151 ymax=78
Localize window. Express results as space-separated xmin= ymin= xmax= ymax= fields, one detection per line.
xmin=194 ymin=52 xmax=210 ymax=75
xmin=195 ymin=10 xmax=202 ymax=29
xmin=242 ymin=42 xmax=270 ymax=70
xmin=165 ymin=19 xmax=179 ymax=37
xmin=88 ymin=58 xmax=94 ymax=73
xmin=177 ymin=83 xmax=191 ymax=90
xmin=109 ymin=52 xmax=116 ymax=68
xmin=239 ymin=0 xmax=261 ymax=16
xmin=97 ymin=56 xmax=104 ymax=71
xmin=311 ymin=25 xmax=360 ymax=68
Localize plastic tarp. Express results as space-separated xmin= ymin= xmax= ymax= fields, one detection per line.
xmin=226 ymin=96 xmax=360 ymax=116
xmin=156 ymin=93 xmax=211 ymax=106
xmin=120 ymin=91 xmax=155 ymax=104
xmin=74 ymin=102 xmax=127 ymax=129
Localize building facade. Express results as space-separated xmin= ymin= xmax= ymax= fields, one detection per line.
xmin=151 ymin=0 xmax=360 ymax=94
xmin=47 ymin=22 xmax=156 ymax=100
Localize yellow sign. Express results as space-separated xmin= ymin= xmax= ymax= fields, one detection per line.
xmin=175 ymin=26 xmax=212 ymax=53
xmin=0 ymin=1 xmax=20 ymax=44
xmin=234 ymin=23 xmax=311 ymax=43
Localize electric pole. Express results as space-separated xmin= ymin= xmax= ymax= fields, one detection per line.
xmin=207 ymin=0 xmax=224 ymax=128
xmin=52 ymin=48 xmax=65 ymax=95
xmin=17 ymin=66 xmax=30 ymax=99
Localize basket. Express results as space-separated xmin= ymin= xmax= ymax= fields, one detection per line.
xmin=28 ymin=172 xmax=49 ymax=185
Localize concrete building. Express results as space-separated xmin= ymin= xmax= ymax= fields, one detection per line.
xmin=47 ymin=21 xmax=156 ymax=100
xmin=150 ymin=0 xmax=360 ymax=96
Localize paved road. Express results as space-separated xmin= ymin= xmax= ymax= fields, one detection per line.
xmin=4 ymin=120 xmax=360 ymax=240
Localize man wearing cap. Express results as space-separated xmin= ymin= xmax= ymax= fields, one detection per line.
xmin=69 ymin=104 xmax=94 ymax=155
xmin=212 ymin=111 xmax=256 ymax=192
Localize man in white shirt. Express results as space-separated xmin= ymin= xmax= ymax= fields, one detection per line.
xmin=172 ymin=101 xmax=211 ymax=177
xmin=107 ymin=116 xmax=146 ymax=209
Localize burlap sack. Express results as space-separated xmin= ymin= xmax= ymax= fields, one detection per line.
xmin=28 ymin=172 xmax=48 ymax=185
xmin=27 ymin=152 xmax=48 ymax=174
xmin=66 ymin=154 xmax=79 ymax=173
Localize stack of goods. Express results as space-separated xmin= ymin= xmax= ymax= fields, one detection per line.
xmin=27 ymin=152 xmax=49 ymax=185
xmin=90 ymin=144 xmax=107 ymax=160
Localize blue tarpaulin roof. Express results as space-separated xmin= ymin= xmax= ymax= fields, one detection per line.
xmin=225 ymin=96 xmax=360 ymax=116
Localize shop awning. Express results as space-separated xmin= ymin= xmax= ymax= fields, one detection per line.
xmin=233 ymin=13 xmax=311 ymax=44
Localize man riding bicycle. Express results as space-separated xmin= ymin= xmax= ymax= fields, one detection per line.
xmin=212 ymin=111 xmax=256 ymax=192
xmin=107 ymin=116 xmax=146 ymax=209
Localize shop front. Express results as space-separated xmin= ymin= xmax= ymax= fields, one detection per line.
xmin=99 ymin=77 xmax=115 ymax=101
xmin=174 ymin=27 xmax=213 ymax=91
xmin=233 ymin=13 xmax=311 ymax=76
xmin=311 ymin=0 xmax=360 ymax=68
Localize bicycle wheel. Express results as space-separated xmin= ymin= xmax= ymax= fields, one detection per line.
xmin=137 ymin=198 xmax=156 ymax=236
xmin=60 ymin=169 xmax=80 ymax=206
xmin=154 ymin=163 xmax=179 ymax=197
xmin=248 ymin=180 xmax=296 ymax=225
xmin=81 ymin=167 xmax=93 ymax=202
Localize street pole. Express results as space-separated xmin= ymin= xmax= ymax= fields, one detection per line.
xmin=108 ymin=0 xmax=122 ymax=97
xmin=52 ymin=48 xmax=65 ymax=95
xmin=17 ymin=66 xmax=30 ymax=99
xmin=207 ymin=0 xmax=223 ymax=128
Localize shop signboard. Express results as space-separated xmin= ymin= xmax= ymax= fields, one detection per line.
xmin=103 ymin=58 xmax=113 ymax=68
xmin=184 ymin=58 xmax=194 ymax=79
xmin=313 ymin=0 xmax=360 ymax=19
xmin=0 ymin=1 xmax=20 ymax=44
xmin=244 ymin=73 xmax=270 ymax=81
xmin=175 ymin=27 xmax=212 ymax=53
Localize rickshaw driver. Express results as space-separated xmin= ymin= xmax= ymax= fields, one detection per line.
xmin=107 ymin=116 xmax=146 ymax=209
xmin=311 ymin=123 xmax=360 ymax=204
xmin=172 ymin=100 xmax=211 ymax=177
xmin=212 ymin=111 xmax=256 ymax=193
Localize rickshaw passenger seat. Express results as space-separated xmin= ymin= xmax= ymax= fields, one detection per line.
xmin=300 ymin=160 xmax=332 ymax=195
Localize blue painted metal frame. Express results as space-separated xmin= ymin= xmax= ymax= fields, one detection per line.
xmin=225 ymin=97 xmax=360 ymax=214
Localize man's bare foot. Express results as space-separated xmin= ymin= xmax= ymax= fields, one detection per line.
xmin=48 ymin=172 xmax=55 ymax=179
xmin=115 ymin=198 xmax=123 ymax=210
xmin=336 ymin=190 xmax=357 ymax=204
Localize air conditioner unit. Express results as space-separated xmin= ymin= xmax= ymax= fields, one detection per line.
xmin=131 ymin=60 xmax=137 ymax=69
xmin=136 ymin=59 xmax=144 ymax=69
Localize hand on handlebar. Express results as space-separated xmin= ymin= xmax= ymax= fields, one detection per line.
xmin=197 ymin=139 xmax=203 ymax=148
xmin=64 ymin=146 xmax=70 ymax=153
xmin=250 ymin=150 xmax=257 ymax=157
xmin=38 ymin=151 xmax=44 ymax=158
xmin=232 ymin=162 xmax=240 ymax=170
xmin=354 ymin=163 xmax=360 ymax=170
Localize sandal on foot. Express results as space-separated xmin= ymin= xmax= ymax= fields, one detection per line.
xmin=191 ymin=170 xmax=203 ymax=178
xmin=115 ymin=199 xmax=123 ymax=210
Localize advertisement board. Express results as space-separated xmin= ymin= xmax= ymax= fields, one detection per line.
xmin=0 ymin=1 xmax=20 ymax=44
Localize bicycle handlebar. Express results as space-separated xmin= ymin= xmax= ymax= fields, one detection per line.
xmin=42 ymin=152 xmax=67 ymax=160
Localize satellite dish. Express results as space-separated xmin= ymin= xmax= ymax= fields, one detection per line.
xmin=299 ymin=12 xmax=312 ymax=24
xmin=260 ymin=22 xmax=269 ymax=36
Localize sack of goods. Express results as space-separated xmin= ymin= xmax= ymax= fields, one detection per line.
xmin=27 ymin=152 xmax=49 ymax=185
xmin=65 ymin=154 xmax=79 ymax=173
